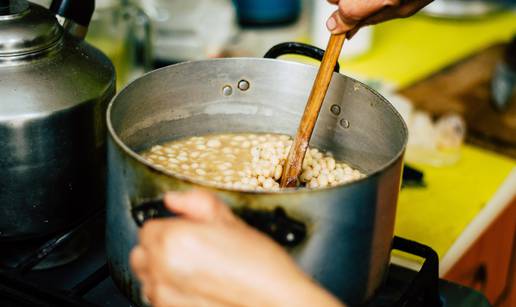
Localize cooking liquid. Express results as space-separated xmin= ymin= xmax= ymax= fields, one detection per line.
xmin=140 ymin=133 xmax=364 ymax=191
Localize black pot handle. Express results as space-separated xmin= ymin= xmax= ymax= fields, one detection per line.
xmin=235 ymin=207 xmax=306 ymax=247
xmin=131 ymin=199 xmax=175 ymax=227
xmin=264 ymin=42 xmax=340 ymax=73
xmin=131 ymin=199 xmax=306 ymax=248
xmin=391 ymin=236 xmax=443 ymax=307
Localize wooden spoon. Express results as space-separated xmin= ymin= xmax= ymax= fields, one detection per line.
xmin=280 ymin=33 xmax=346 ymax=188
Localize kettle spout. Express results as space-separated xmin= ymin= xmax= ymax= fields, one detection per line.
xmin=50 ymin=0 xmax=94 ymax=39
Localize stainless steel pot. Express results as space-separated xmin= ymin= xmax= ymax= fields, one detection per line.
xmin=0 ymin=0 xmax=115 ymax=240
xmin=106 ymin=43 xmax=408 ymax=305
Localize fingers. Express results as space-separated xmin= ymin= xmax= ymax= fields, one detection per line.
xmin=326 ymin=10 xmax=354 ymax=34
xmin=345 ymin=0 xmax=432 ymax=37
xmin=363 ymin=0 xmax=432 ymax=24
xmin=130 ymin=246 xmax=148 ymax=275
xmin=130 ymin=246 xmax=152 ymax=294
xmin=164 ymin=190 xmax=235 ymax=223
xmin=146 ymin=284 xmax=230 ymax=307
xmin=327 ymin=0 xmax=432 ymax=35
xmin=339 ymin=0 xmax=400 ymax=21
xmin=395 ymin=0 xmax=433 ymax=18
xmin=327 ymin=0 xmax=399 ymax=34
xmin=146 ymin=284 xmax=188 ymax=307
xmin=131 ymin=227 xmax=190 ymax=307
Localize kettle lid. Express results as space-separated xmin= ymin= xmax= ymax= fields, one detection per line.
xmin=0 ymin=0 xmax=62 ymax=56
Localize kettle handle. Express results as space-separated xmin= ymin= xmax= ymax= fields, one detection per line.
xmin=50 ymin=0 xmax=94 ymax=39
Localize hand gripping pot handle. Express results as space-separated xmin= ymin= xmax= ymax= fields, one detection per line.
xmin=264 ymin=42 xmax=340 ymax=73
xmin=131 ymin=199 xmax=307 ymax=248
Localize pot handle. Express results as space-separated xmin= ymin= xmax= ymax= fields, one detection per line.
xmin=131 ymin=199 xmax=306 ymax=248
xmin=131 ymin=199 xmax=175 ymax=227
xmin=391 ymin=236 xmax=443 ymax=307
xmin=264 ymin=42 xmax=340 ymax=73
xmin=235 ymin=207 xmax=306 ymax=247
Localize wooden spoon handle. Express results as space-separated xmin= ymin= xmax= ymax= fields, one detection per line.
xmin=280 ymin=33 xmax=345 ymax=188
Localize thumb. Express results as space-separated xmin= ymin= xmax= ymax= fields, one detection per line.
xmin=163 ymin=190 xmax=234 ymax=222
xmin=326 ymin=10 xmax=356 ymax=34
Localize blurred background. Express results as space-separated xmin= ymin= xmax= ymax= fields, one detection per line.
xmin=31 ymin=0 xmax=516 ymax=306
xmin=30 ymin=0 xmax=516 ymax=93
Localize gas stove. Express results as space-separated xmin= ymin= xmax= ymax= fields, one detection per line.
xmin=0 ymin=210 xmax=490 ymax=307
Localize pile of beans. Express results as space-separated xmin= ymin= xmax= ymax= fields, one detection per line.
xmin=141 ymin=133 xmax=364 ymax=191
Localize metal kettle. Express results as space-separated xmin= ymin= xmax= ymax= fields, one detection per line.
xmin=0 ymin=0 xmax=115 ymax=240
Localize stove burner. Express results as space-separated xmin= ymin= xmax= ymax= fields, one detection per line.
xmin=0 ymin=230 xmax=91 ymax=271
xmin=0 ymin=211 xmax=101 ymax=272
xmin=35 ymin=229 xmax=91 ymax=270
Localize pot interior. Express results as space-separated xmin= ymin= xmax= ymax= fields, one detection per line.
xmin=108 ymin=58 xmax=407 ymax=175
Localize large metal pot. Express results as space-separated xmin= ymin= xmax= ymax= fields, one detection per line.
xmin=0 ymin=0 xmax=115 ymax=240
xmin=106 ymin=43 xmax=408 ymax=305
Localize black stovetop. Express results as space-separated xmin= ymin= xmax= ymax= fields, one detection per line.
xmin=0 ymin=211 xmax=490 ymax=307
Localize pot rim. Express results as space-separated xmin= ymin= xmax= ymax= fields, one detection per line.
xmin=106 ymin=57 xmax=408 ymax=195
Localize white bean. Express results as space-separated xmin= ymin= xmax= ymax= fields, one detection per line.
xmin=318 ymin=174 xmax=329 ymax=187
xmin=263 ymin=178 xmax=274 ymax=189
xmin=327 ymin=158 xmax=336 ymax=170
xmin=177 ymin=155 xmax=187 ymax=161
xmin=249 ymin=177 xmax=258 ymax=187
xmin=241 ymin=141 xmax=251 ymax=148
xmin=207 ymin=139 xmax=221 ymax=148
xmin=328 ymin=173 xmax=336 ymax=184
xmin=273 ymin=165 xmax=283 ymax=180
xmin=300 ymin=169 xmax=313 ymax=182
xmin=308 ymin=180 xmax=319 ymax=188
xmin=312 ymin=163 xmax=321 ymax=176
xmin=195 ymin=169 xmax=206 ymax=176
